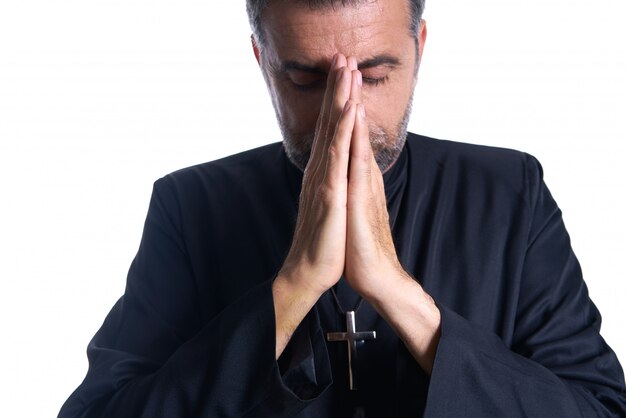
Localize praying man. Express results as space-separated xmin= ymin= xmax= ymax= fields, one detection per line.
xmin=59 ymin=0 xmax=626 ymax=416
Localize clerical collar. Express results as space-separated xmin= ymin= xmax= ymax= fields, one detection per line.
xmin=382 ymin=141 xmax=409 ymax=205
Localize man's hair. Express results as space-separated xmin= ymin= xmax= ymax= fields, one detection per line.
xmin=246 ymin=0 xmax=426 ymax=49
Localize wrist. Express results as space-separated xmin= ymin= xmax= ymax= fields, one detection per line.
xmin=361 ymin=263 xmax=413 ymax=305
xmin=274 ymin=270 xmax=325 ymax=304
xmin=367 ymin=269 xmax=441 ymax=374
xmin=272 ymin=272 xmax=323 ymax=359
xmin=371 ymin=271 xmax=439 ymax=326
xmin=277 ymin=261 xmax=335 ymax=299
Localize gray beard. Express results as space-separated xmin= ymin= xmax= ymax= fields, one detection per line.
xmin=280 ymin=95 xmax=413 ymax=173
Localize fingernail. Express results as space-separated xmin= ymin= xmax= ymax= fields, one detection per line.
xmin=348 ymin=56 xmax=357 ymax=70
xmin=344 ymin=100 xmax=352 ymax=113
xmin=331 ymin=54 xmax=338 ymax=69
xmin=356 ymin=71 xmax=362 ymax=86
xmin=358 ymin=104 xmax=366 ymax=118
xmin=335 ymin=68 xmax=343 ymax=83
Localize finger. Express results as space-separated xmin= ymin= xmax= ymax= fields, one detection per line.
xmin=371 ymin=149 xmax=382 ymax=192
xmin=347 ymin=55 xmax=358 ymax=71
xmin=316 ymin=65 xmax=353 ymax=172
xmin=310 ymin=54 xmax=347 ymax=168
xmin=327 ymin=100 xmax=357 ymax=187
xmin=319 ymin=53 xmax=347 ymax=135
xmin=348 ymin=104 xmax=372 ymax=196
xmin=323 ymin=55 xmax=358 ymax=149
xmin=350 ymin=69 xmax=362 ymax=104
xmin=328 ymin=66 xmax=353 ymax=132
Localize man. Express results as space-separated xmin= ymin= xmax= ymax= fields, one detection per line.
xmin=59 ymin=0 xmax=626 ymax=416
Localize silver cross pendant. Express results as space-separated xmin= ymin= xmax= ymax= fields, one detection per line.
xmin=326 ymin=310 xmax=376 ymax=390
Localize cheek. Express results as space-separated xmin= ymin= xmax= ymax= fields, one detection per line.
xmin=362 ymin=87 xmax=411 ymax=132
xmin=272 ymin=84 xmax=323 ymax=134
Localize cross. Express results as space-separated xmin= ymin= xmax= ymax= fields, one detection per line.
xmin=326 ymin=310 xmax=376 ymax=390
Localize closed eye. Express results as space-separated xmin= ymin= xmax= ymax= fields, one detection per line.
xmin=291 ymin=79 xmax=325 ymax=92
xmin=289 ymin=73 xmax=389 ymax=91
xmin=292 ymin=75 xmax=389 ymax=91
xmin=363 ymin=75 xmax=389 ymax=86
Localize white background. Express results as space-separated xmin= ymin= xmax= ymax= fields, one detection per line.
xmin=1 ymin=1 xmax=625 ymax=416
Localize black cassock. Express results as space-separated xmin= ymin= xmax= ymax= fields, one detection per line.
xmin=59 ymin=133 xmax=626 ymax=417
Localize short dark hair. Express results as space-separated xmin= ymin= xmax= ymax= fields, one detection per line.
xmin=246 ymin=0 xmax=426 ymax=49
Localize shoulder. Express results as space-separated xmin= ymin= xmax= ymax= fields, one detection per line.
xmin=406 ymin=132 xmax=544 ymax=201
xmin=152 ymin=141 xmax=286 ymax=197
xmin=406 ymin=131 xmax=541 ymax=175
xmin=407 ymin=134 xmax=543 ymax=206
xmin=166 ymin=141 xmax=283 ymax=185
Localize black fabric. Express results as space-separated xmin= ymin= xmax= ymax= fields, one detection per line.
xmin=59 ymin=133 xmax=626 ymax=417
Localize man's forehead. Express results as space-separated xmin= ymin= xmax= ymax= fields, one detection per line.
xmin=264 ymin=3 xmax=385 ymax=42
xmin=262 ymin=0 xmax=412 ymax=67
xmin=265 ymin=0 xmax=387 ymax=20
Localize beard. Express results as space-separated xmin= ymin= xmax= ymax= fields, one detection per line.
xmin=280 ymin=94 xmax=414 ymax=174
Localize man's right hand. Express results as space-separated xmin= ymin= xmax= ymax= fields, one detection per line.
xmin=272 ymin=53 xmax=362 ymax=358
xmin=278 ymin=53 xmax=361 ymax=297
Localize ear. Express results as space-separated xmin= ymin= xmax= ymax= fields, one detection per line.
xmin=251 ymin=35 xmax=261 ymax=66
xmin=417 ymin=19 xmax=427 ymax=67
xmin=412 ymin=19 xmax=427 ymax=85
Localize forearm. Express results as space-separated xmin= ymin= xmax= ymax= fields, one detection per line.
xmin=272 ymin=274 xmax=323 ymax=359
xmin=368 ymin=271 xmax=441 ymax=375
xmin=61 ymin=278 xmax=308 ymax=417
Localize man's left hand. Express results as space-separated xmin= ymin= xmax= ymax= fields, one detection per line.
xmin=342 ymin=72 xmax=441 ymax=375
xmin=343 ymin=102 xmax=408 ymax=301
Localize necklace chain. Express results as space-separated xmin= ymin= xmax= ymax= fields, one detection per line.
xmin=329 ymin=285 xmax=364 ymax=315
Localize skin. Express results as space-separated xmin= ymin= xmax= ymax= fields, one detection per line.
xmin=257 ymin=0 xmax=419 ymax=173
xmin=254 ymin=0 xmax=441 ymax=375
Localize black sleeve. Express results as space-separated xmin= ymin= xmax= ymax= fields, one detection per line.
xmin=58 ymin=177 xmax=332 ymax=417
xmin=423 ymin=155 xmax=626 ymax=417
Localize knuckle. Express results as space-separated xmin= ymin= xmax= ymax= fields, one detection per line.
xmin=316 ymin=184 xmax=335 ymax=207
xmin=357 ymin=151 xmax=372 ymax=165
xmin=327 ymin=144 xmax=347 ymax=161
xmin=327 ymin=146 xmax=338 ymax=163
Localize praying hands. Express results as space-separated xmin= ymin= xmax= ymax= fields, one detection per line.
xmin=59 ymin=1 xmax=626 ymax=413
xmin=273 ymin=53 xmax=441 ymax=375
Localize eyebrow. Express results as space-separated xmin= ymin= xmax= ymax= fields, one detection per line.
xmin=278 ymin=54 xmax=401 ymax=74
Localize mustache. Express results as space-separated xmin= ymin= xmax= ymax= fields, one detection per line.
xmin=283 ymin=124 xmax=407 ymax=174
xmin=280 ymin=94 xmax=414 ymax=173
xmin=282 ymin=116 xmax=411 ymax=173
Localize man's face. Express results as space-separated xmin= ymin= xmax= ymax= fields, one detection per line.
xmin=255 ymin=0 xmax=427 ymax=173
